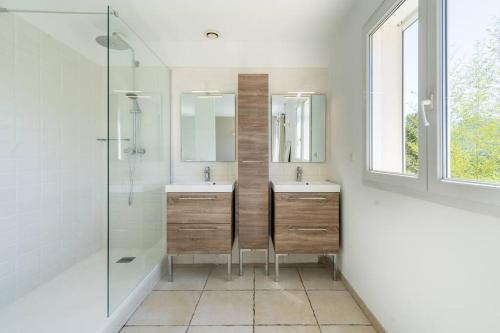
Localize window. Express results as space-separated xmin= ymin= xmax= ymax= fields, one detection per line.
xmin=442 ymin=0 xmax=500 ymax=185
xmin=364 ymin=0 xmax=500 ymax=210
xmin=369 ymin=0 xmax=419 ymax=176
xmin=402 ymin=20 xmax=419 ymax=175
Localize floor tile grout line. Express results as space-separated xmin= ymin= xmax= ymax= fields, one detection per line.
xmin=252 ymin=265 xmax=256 ymax=333
xmin=185 ymin=264 xmax=214 ymax=332
xmin=298 ymin=267 xmax=323 ymax=333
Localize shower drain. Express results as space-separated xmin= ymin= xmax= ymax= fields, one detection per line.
xmin=116 ymin=257 xmax=136 ymax=263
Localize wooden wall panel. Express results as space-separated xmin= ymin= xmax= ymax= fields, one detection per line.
xmin=237 ymin=74 xmax=269 ymax=249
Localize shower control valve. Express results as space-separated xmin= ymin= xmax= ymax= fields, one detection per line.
xmin=124 ymin=147 xmax=146 ymax=155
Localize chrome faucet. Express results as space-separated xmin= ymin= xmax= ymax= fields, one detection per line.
xmin=204 ymin=166 xmax=211 ymax=182
xmin=296 ymin=166 xmax=303 ymax=182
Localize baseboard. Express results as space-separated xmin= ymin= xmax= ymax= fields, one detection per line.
xmin=101 ymin=264 xmax=161 ymax=333
xmin=340 ymin=272 xmax=387 ymax=333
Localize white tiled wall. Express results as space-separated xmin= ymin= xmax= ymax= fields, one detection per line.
xmin=170 ymin=67 xmax=330 ymax=264
xmin=0 ymin=14 xmax=106 ymax=306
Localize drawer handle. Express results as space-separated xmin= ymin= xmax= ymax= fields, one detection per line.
xmin=295 ymin=197 xmax=328 ymax=201
xmin=179 ymin=227 xmax=218 ymax=231
xmin=288 ymin=227 xmax=328 ymax=232
xmin=178 ymin=197 xmax=217 ymax=200
xmin=241 ymin=160 xmax=265 ymax=163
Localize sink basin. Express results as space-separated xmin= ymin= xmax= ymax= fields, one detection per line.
xmin=165 ymin=181 xmax=235 ymax=193
xmin=272 ymin=181 xmax=341 ymax=193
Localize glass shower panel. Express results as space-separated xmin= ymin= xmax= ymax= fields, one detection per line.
xmin=108 ymin=10 xmax=170 ymax=314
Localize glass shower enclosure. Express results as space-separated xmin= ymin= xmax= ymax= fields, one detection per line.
xmin=0 ymin=3 xmax=170 ymax=330
xmin=107 ymin=9 xmax=170 ymax=314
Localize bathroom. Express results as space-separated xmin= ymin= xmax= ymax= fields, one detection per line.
xmin=0 ymin=0 xmax=499 ymax=333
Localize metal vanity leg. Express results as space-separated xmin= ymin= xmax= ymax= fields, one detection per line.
xmin=239 ymin=249 xmax=268 ymax=276
xmin=328 ymin=253 xmax=337 ymax=281
xmin=264 ymin=249 xmax=269 ymax=276
xmin=239 ymin=249 xmax=250 ymax=276
xmin=274 ymin=254 xmax=287 ymax=282
xmin=275 ymin=254 xmax=280 ymax=282
xmin=227 ymin=254 xmax=232 ymax=281
xmin=239 ymin=249 xmax=243 ymax=276
xmin=167 ymin=255 xmax=174 ymax=282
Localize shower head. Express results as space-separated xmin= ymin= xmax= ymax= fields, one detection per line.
xmin=95 ymin=32 xmax=131 ymax=51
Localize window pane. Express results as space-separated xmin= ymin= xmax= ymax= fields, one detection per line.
xmin=370 ymin=0 xmax=419 ymax=175
xmin=403 ymin=21 xmax=419 ymax=174
xmin=445 ymin=0 xmax=500 ymax=184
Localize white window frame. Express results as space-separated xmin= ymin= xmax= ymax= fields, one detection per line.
xmin=363 ymin=0 xmax=500 ymax=214
xmin=363 ymin=0 xmax=428 ymax=193
xmin=427 ymin=0 xmax=500 ymax=207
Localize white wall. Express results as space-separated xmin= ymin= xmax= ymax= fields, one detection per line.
xmin=153 ymin=41 xmax=332 ymax=68
xmin=329 ymin=1 xmax=500 ymax=332
xmin=170 ymin=67 xmax=331 ymax=264
xmin=0 ymin=14 xmax=106 ymax=306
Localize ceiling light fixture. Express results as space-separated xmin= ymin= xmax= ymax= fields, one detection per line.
xmin=205 ymin=30 xmax=220 ymax=40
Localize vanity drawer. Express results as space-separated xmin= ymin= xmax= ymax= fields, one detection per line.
xmin=167 ymin=223 xmax=232 ymax=254
xmin=274 ymin=192 xmax=339 ymax=226
xmin=167 ymin=192 xmax=232 ymax=224
xmin=274 ymin=225 xmax=339 ymax=253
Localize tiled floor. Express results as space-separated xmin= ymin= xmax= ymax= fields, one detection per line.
xmin=121 ymin=264 xmax=376 ymax=333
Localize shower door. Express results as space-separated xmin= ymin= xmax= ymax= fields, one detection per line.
xmin=107 ymin=9 xmax=170 ymax=314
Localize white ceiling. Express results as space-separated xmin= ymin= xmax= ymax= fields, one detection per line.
xmin=113 ymin=0 xmax=351 ymax=67
xmin=1 ymin=0 xmax=352 ymax=67
xmin=112 ymin=0 xmax=348 ymax=43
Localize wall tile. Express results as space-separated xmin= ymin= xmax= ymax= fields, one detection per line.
xmin=1 ymin=14 xmax=107 ymax=305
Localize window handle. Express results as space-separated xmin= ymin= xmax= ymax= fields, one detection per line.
xmin=420 ymin=95 xmax=433 ymax=127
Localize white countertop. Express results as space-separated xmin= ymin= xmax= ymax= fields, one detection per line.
xmin=165 ymin=181 xmax=235 ymax=193
xmin=272 ymin=181 xmax=341 ymax=193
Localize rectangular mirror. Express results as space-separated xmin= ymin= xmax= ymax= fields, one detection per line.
xmin=181 ymin=93 xmax=236 ymax=162
xmin=271 ymin=94 xmax=326 ymax=163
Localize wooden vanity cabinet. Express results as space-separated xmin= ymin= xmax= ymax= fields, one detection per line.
xmin=271 ymin=190 xmax=340 ymax=281
xmin=166 ymin=191 xmax=235 ymax=281
xmin=272 ymin=192 xmax=339 ymax=253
